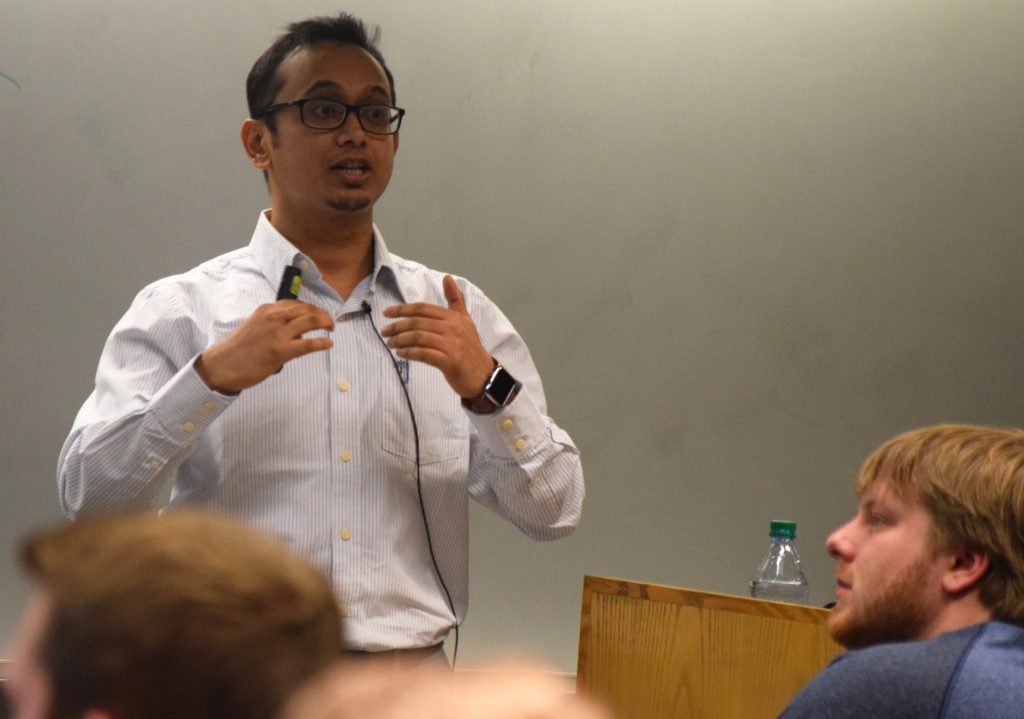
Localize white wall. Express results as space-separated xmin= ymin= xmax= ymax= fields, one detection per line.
xmin=2 ymin=0 xmax=1023 ymax=671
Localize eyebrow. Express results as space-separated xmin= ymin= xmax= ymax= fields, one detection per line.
xmin=861 ymin=492 xmax=902 ymax=516
xmin=301 ymin=80 xmax=391 ymax=101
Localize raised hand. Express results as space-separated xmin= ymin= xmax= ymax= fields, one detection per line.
xmin=381 ymin=275 xmax=493 ymax=398
xmin=195 ymin=301 xmax=335 ymax=394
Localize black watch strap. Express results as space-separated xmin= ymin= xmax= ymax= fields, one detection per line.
xmin=461 ymin=362 xmax=521 ymax=414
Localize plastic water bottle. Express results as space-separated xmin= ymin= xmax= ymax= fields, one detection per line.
xmin=750 ymin=519 xmax=809 ymax=604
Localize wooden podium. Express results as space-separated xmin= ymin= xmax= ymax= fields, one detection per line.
xmin=576 ymin=576 xmax=842 ymax=719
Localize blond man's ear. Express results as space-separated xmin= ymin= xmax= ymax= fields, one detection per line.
xmin=941 ymin=548 xmax=990 ymax=594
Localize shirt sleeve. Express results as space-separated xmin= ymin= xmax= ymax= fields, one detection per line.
xmin=778 ymin=632 xmax=975 ymax=719
xmin=777 ymin=655 xmax=871 ymax=719
xmin=57 ymin=284 xmax=235 ymax=517
xmin=459 ymin=280 xmax=584 ymax=540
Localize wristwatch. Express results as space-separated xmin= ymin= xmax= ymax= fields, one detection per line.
xmin=461 ymin=361 xmax=522 ymax=414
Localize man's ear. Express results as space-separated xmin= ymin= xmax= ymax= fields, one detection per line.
xmin=241 ymin=119 xmax=272 ymax=169
xmin=942 ymin=548 xmax=990 ymax=595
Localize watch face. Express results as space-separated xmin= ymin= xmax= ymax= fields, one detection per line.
xmin=486 ymin=367 xmax=519 ymax=405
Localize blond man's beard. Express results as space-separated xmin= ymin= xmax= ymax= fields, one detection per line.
xmin=828 ymin=553 xmax=935 ymax=649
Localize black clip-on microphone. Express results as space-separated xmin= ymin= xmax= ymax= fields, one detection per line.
xmin=277 ymin=265 xmax=303 ymax=301
xmin=272 ymin=266 xmax=304 ymax=375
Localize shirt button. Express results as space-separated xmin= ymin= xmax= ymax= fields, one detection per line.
xmin=298 ymin=259 xmax=310 ymax=270
xmin=339 ymin=603 xmax=350 ymax=618
xmin=182 ymin=421 xmax=195 ymax=433
xmin=340 ymin=451 xmax=353 ymax=462
xmin=338 ymin=379 xmax=350 ymax=392
xmin=515 ymin=437 xmax=527 ymax=450
xmin=340 ymin=529 xmax=352 ymax=541
xmin=502 ymin=418 xmax=514 ymax=431
xmin=202 ymin=401 xmax=216 ymax=412
xmin=149 ymin=459 xmax=162 ymax=470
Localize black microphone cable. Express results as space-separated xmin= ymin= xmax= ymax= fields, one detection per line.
xmin=361 ymin=300 xmax=460 ymax=666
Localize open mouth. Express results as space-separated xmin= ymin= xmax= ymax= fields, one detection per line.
xmin=331 ymin=161 xmax=371 ymax=182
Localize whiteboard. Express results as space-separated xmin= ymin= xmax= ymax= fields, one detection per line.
xmin=3 ymin=0 xmax=1023 ymax=671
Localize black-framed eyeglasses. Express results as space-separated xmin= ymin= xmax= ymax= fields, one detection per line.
xmin=255 ymin=98 xmax=405 ymax=135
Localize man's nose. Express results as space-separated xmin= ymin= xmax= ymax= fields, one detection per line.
xmin=826 ymin=517 xmax=856 ymax=560
xmin=336 ymin=110 xmax=367 ymax=142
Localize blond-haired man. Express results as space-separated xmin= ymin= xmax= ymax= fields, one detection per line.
xmin=3 ymin=511 xmax=341 ymax=719
xmin=781 ymin=424 xmax=1024 ymax=717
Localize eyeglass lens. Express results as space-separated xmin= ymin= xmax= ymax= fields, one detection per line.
xmin=301 ymin=100 xmax=399 ymax=133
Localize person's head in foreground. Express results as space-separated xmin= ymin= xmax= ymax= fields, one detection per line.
xmin=3 ymin=510 xmax=342 ymax=719
xmin=281 ymin=661 xmax=612 ymax=719
xmin=780 ymin=423 xmax=1024 ymax=718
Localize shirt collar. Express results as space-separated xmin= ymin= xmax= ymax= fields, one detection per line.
xmin=248 ymin=210 xmax=405 ymax=302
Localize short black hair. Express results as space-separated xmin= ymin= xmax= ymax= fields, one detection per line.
xmin=246 ymin=13 xmax=396 ymax=131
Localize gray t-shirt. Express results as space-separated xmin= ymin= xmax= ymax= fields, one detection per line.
xmin=779 ymin=621 xmax=1024 ymax=718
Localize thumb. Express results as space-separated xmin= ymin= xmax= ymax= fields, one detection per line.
xmin=443 ymin=275 xmax=468 ymax=315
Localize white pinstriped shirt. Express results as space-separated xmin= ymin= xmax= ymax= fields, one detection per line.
xmin=57 ymin=212 xmax=584 ymax=651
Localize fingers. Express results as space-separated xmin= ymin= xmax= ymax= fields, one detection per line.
xmin=280 ymin=335 xmax=334 ymax=362
xmin=378 ymin=315 xmax=446 ymax=340
xmin=382 ymin=301 xmax=449 ymax=321
xmin=270 ymin=301 xmax=334 ymax=360
xmin=283 ymin=306 xmax=335 ymax=336
xmin=385 ymin=326 xmax=447 ymax=353
xmin=196 ymin=300 xmax=335 ymax=393
xmin=382 ymin=276 xmax=468 ymax=320
xmin=392 ymin=346 xmax=448 ymax=365
xmin=272 ymin=300 xmax=336 ymax=332
xmin=377 ymin=282 xmax=492 ymax=397
xmin=443 ymin=274 xmax=467 ymax=314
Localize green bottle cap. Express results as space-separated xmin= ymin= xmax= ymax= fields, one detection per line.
xmin=769 ymin=520 xmax=797 ymax=539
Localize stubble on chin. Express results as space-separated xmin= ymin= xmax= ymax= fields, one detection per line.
xmin=328 ymin=197 xmax=372 ymax=213
xmin=827 ymin=557 xmax=933 ymax=650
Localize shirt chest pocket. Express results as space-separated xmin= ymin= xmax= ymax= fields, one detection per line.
xmin=377 ymin=376 xmax=469 ymax=466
